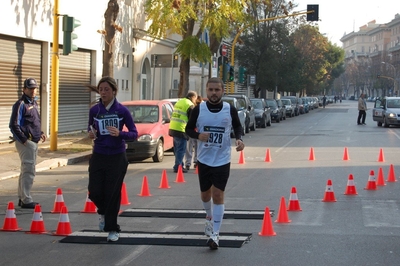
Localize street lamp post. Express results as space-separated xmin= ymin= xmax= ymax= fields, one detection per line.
xmin=382 ymin=61 xmax=398 ymax=95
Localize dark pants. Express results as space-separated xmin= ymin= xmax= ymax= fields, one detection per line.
xmin=88 ymin=152 xmax=128 ymax=232
xmin=357 ymin=110 xmax=366 ymax=124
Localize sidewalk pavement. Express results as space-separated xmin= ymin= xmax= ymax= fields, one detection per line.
xmin=0 ymin=132 xmax=92 ymax=181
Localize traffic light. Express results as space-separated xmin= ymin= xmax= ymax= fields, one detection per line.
xmin=218 ymin=56 xmax=228 ymax=82
xmin=63 ymin=16 xmax=81 ymax=55
xmin=228 ymin=66 xmax=234 ymax=82
xmin=238 ymin=66 xmax=247 ymax=83
xmin=219 ymin=64 xmax=228 ymax=82
xmin=306 ymin=5 xmax=319 ymax=21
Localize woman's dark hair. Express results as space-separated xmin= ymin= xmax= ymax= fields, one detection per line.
xmin=98 ymin=76 xmax=118 ymax=96
xmin=86 ymin=76 xmax=119 ymax=96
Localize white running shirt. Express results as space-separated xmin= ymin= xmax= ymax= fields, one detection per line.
xmin=196 ymin=101 xmax=232 ymax=167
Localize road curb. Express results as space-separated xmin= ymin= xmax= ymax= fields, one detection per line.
xmin=0 ymin=151 xmax=91 ymax=181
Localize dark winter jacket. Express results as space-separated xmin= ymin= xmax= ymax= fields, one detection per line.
xmin=9 ymin=94 xmax=43 ymax=143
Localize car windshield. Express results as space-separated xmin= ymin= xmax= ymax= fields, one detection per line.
xmin=125 ymin=105 xmax=159 ymax=123
xmin=250 ymin=100 xmax=263 ymax=109
xmin=387 ymin=99 xmax=400 ymax=108
xmin=222 ymin=98 xmax=235 ymax=107
xmin=266 ymin=100 xmax=277 ymax=107
xmin=281 ymin=100 xmax=291 ymax=105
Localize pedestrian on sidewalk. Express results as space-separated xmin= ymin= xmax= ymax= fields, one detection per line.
xmin=357 ymin=93 xmax=367 ymax=125
xmin=9 ymin=78 xmax=46 ymax=209
xmin=169 ymin=91 xmax=198 ymax=173
xmin=186 ymin=77 xmax=244 ymax=250
xmin=87 ymin=76 xmax=138 ymax=242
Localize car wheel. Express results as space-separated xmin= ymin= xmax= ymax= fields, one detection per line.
xmin=377 ymin=121 xmax=382 ymax=127
xmin=261 ymin=116 xmax=267 ymax=128
xmin=384 ymin=117 xmax=390 ymax=128
xmin=152 ymin=140 xmax=164 ymax=162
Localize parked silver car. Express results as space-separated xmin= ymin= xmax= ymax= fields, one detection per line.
xmin=225 ymin=94 xmax=256 ymax=133
xmin=222 ymin=96 xmax=246 ymax=137
xmin=280 ymin=98 xmax=295 ymax=117
xmin=250 ymin=98 xmax=272 ymax=128
xmin=372 ymin=97 xmax=400 ymax=127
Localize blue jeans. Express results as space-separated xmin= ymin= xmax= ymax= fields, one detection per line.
xmin=173 ymin=136 xmax=187 ymax=171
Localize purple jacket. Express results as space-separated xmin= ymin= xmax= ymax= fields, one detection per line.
xmin=88 ymin=99 xmax=137 ymax=155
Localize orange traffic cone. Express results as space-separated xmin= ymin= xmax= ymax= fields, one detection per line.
xmin=342 ymin=147 xmax=350 ymax=161
xmin=344 ymin=174 xmax=358 ymax=195
xmin=1 ymin=202 xmax=22 ymax=231
xmin=377 ymin=148 xmax=385 ymax=162
xmin=27 ymin=204 xmax=47 ymax=234
xmin=322 ymin=179 xmax=337 ymax=202
xmin=195 ymin=165 xmax=198 ymax=174
xmin=238 ymin=150 xmax=245 ymax=164
xmin=81 ymin=192 xmax=97 ymax=213
xmin=138 ymin=176 xmax=152 ymax=196
xmin=53 ymin=206 xmax=72 ymax=236
xmin=308 ymin=147 xmax=315 ymax=161
xmin=376 ymin=167 xmax=386 ymax=186
xmin=387 ymin=164 xmax=397 ymax=182
xmin=364 ymin=170 xmax=377 ymax=190
xmin=175 ymin=165 xmax=186 ymax=183
xmin=265 ymin=149 xmax=272 ymax=162
xmin=275 ymin=197 xmax=291 ymax=223
xmin=120 ymin=182 xmax=131 ymax=205
xmin=258 ymin=207 xmax=276 ymax=236
xmin=51 ymin=188 xmax=66 ymax=213
xmin=159 ymin=170 xmax=170 ymax=189
xmin=287 ymin=186 xmax=302 ymax=211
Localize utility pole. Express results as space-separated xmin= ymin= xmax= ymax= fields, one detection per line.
xmin=50 ymin=0 xmax=60 ymax=151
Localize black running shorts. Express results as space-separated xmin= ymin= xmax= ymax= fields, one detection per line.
xmin=198 ymin=161 xmax=230 ymax=192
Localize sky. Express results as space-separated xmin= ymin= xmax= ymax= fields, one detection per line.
xmin=293 ymin=0 xmax=398 ymax=46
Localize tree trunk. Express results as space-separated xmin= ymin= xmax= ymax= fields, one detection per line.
xmin=102 ymin=0 xmax=119 ymax=77
xmin=178 ymin=57 xmax=190 ymax=97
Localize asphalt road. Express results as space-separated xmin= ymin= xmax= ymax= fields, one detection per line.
xmin=1 ymin=100 xmax=400 ymax=266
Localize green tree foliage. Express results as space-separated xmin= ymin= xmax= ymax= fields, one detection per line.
xmin=235 ymin=1 xmax=345 ymax=97
xmin=145 ymin=0 xmax=248 ymax=97
xmin=235 ymin=0 xmax=294 ymax=98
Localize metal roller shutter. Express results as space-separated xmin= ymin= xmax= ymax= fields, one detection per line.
xmin=0 ymin=35 xmax=41 ymax=142
xmin=51 ymin=49 xmax=91 ymax=133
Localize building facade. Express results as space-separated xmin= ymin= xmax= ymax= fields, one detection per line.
xmin=0 ymin=0 xmax=185 ymax=142
xmin=340 ymin=14 xmax=400 ymax=98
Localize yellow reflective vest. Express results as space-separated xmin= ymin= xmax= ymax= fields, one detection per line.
xmin=169 ymin=98 xmax=193 ymax=132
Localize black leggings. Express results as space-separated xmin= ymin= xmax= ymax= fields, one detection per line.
xmin=88 ymin=152 xmax=128 ymax=232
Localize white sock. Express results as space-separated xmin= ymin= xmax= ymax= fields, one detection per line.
xmin=202 ymin=200 xmax=212 ymax=219
xmin=212 ymin=204 xmax=224 ymax=234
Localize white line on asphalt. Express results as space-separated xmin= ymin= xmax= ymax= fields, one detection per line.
xmin=275 ymin=135 xmax=299 ymax=153
xmin=389 ymin=129 xmax=400 ymax=140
